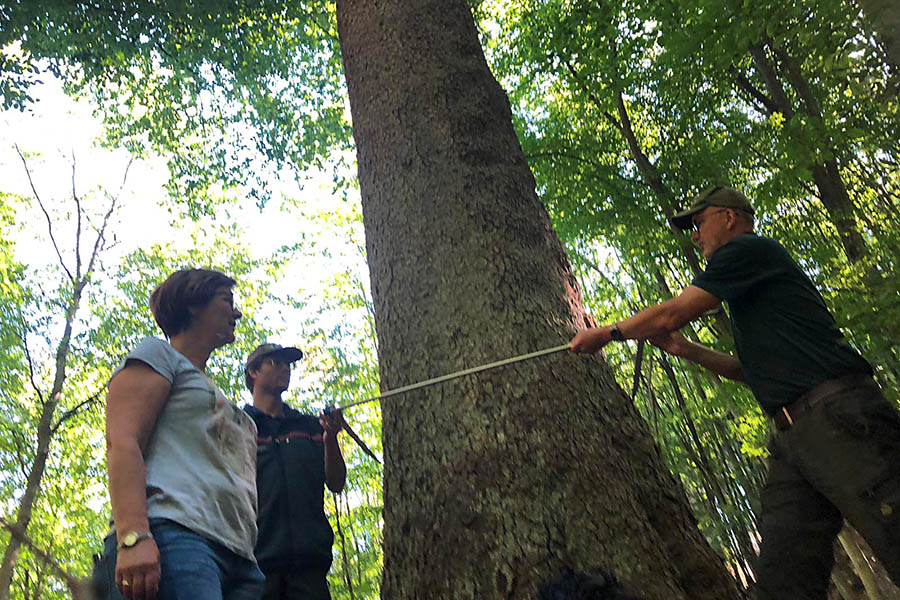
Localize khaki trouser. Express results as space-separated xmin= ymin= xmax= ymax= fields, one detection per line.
xmin=756 ymin=377 xmax=900 ymax=599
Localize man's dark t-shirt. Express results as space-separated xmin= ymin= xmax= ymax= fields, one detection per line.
xmin=244 ymin=404 xmax=334 ymax=573
xmin=691 ymin=233 xmax=870 ymax=415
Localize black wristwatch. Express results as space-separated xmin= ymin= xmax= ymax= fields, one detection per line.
xmin=608 ymin=323 xmax=626 ymax=342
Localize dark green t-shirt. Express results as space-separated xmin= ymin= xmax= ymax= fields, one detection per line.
xmin=692 ymin=233 xmax=870 ymax=415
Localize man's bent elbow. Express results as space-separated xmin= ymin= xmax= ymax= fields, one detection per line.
xmin=723 ymin=362 xmax=746 ymax=383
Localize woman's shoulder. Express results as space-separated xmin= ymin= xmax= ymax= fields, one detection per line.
xmin=123 ymin=337 xmax=192 ymax=382
xmin=128 ymin=336 xmax=176 ymax=363
xmin=130 ymin=336 xmax=171 ymax=355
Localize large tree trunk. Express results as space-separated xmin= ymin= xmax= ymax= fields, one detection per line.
xmin=335 ymin=1 xmax=742 ymax=598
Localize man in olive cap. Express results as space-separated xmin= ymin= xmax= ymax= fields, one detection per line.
xmin=243 ymin=343 xmax=346 ymax=600
xmin=570 ymin=186 xmax=900 ymax=599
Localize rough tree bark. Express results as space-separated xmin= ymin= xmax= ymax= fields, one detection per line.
xmin=335 ymin=1 xmax=742 ymax=598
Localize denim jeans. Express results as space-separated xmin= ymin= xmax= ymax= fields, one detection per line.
xmin=94 ymin=518 xmax=265 ymax=600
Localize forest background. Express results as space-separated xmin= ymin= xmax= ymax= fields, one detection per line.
xmin=0 ymin=0 xmax=898 ymax=599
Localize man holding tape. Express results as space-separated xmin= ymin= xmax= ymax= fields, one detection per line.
xmin=570 ymin=186 xmax=900 ymax=599
xmin=243 ymin=343 xmax=346 ymax=600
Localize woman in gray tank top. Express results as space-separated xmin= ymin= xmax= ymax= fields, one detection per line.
xmin=99 ymin=268 xmax=263 ymax=600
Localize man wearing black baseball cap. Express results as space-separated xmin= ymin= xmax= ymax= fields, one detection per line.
xmin=570 ymin=186 xmax=900 ymax=599
xmin=243 ymin=343 xmax=346 ymax=600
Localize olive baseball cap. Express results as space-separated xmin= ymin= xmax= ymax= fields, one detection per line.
xmin=244 ymin=343 xmax=303 ymax=391
xmin=670 ymin=186 xmax=754 ymax=231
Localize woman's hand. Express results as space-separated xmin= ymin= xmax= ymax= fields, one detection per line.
xmin=115 ymin=538 xmax=161 ymax=600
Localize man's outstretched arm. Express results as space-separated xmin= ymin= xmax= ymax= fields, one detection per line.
xmin=569 ymin=285 xmax=723 ymax=353
xmin=649 ymin=330 xmax=745 ymax=382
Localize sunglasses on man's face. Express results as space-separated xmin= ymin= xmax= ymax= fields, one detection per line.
xmin=266 ymin=357 xmax=295 ymax=369
xmin=690 ymin=208 xmax=722 ymax=230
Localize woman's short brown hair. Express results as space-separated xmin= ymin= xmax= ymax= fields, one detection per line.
xmin=150 ymin=269 xmax=237 ymax=338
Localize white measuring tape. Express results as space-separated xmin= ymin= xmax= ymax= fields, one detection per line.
xmin=327 ymin=343 xmax=572 ymax=464
xmin=337 ymin=343 xmax=572 ymax=411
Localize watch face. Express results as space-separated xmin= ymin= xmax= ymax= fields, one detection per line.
xmin=122 ymin=532 xmax=138 ymax=547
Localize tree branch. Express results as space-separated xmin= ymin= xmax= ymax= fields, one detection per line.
xmin=712 ymin=116 xmax=818 ymax=197
xmin=733 ymin=70 xmax=779 ymax=114
xmin=562 ymin=60 xmax=623 ymax=132
xmin=6 ymin=427 xmax=30 ymax=482
xmin=523 ymin=151 xmax=640 ymax=186
xmin=13 ymin=146 xmax=73 ymax=283
xmin=580 ymin=254 xmax=642 ymax=314
xmin=332 ymin=493 xmax=357 ymax=600
xmin=72 ymin=151 xmax=83 ymax=280
xmin=85 ymin=157 xmax=133 ymax=278
xmin=52 ymin=390 xmax=103 ymax=434
xmin=0 ymin=518 xmax=86 ymax=600
xmin=769 ymin=42 xmax=821 ymax=118
xmin=16 ymin=310 xmax=45 ymax=406
xmin=747 ymin=43 xmax=794 ymax=118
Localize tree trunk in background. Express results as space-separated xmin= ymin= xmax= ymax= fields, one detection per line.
xmin=839 ymin=526 xmax=900 ymax=600
xmin=0 ymin=279 xmax=85 ymax=600
xmin=335 ymin=1 xmax=742 ymax=598
xmin=856 ymin=0 xmax=900 ymax=73
xmin=0 ymin=399 xmax=57 ymax=600
xmin=0 ymin=152 xmax=122 ymax=599
xmin=746 ymin=42 xmax=867 ymax=263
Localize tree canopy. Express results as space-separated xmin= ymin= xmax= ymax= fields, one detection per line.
xmin=1 ymin=0 xmax=899 ymax=597
xmin=1 ymin=0 xmax=351 ymax=210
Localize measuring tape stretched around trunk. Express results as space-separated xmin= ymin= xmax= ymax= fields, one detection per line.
xmin=326 ymin=343 xmax=572 ymax=463
xmin=337 ymin=343 xmax=572 ymax=411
